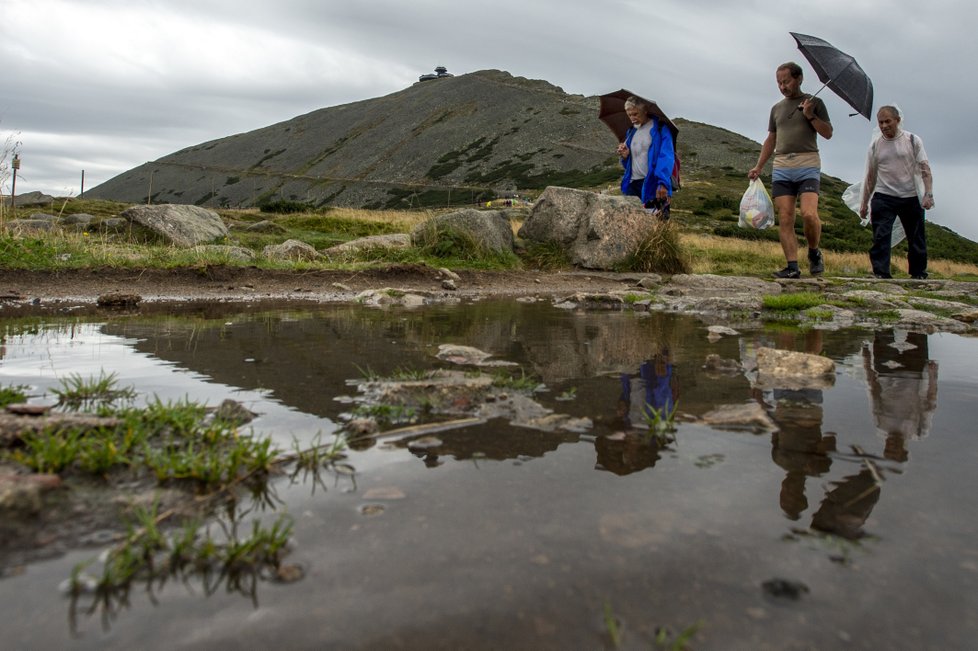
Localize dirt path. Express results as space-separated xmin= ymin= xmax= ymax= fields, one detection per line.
xmin=0 ymin=265 xmax=644 ymax=307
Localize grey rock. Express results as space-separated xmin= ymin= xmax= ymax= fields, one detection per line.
xmin=518 ymin=186 xmax=653 ymax=269
xmin=242 ymin=219 xmax=288 ymax=234
xmin=411 ymin=209 xmax=513 ymax=254
xmin=262 ymin=239 xmax=323 ymax=262
xmin=324 ymin=233 xmax=412 ymax=256
xmin=120 ymin=204 xmax=229 ymax=247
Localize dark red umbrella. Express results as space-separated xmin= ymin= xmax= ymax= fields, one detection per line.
xmin=598 ymin=89 xmax=678 ymax=143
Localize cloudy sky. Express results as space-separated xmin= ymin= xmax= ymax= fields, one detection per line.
xmin=3 ymin=0 xmax=975 ymax=240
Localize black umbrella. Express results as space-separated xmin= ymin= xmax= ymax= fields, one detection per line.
xmin=598 ymin=89 xmax=678 ymax=143
xmin=790 ymin=32 xmax=874 ymax=120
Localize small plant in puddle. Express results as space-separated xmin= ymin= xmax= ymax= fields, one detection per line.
xmin=602 ymin=600 xmax=622 ymax=648
xmin=556 ymin=387 xmax=577 ymax=401
xmin=0 ymin=383 xmax=30 ymax=407
xmin=66 ymin=504 xmax=295 ymax=626
xmin=389 ymin=366 xmax=431 ymax=381
xmin=491 ymin=370 xmax=541 ymax=392
xmin=353 ymin=363 xmax=382 ymax=381
xmin=351 ymin=403 xmax=418 ymax=425
xmin=655 ymin=620 xmax=703 ymax=650
xmin=290 ymin=432 xmax=348 ymax=488
xmin=51 ymin=371 xmax=136 ymax=408
xmin=641 ymin=401 xmax=678 ymax=445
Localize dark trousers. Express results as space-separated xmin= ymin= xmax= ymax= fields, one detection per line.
xmin=869 ymin=193 xmax=927 ymax=278
xmin=626 ymin=179 xmax=670 ymax=219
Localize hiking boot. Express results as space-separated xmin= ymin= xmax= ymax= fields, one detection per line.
xmin=773 ymin=266 xmax=801 ymax=279
xmin=808 ymin=249 xmax=824 ymax=275
xmin=911 ymin=272 xmax=929 ymax=279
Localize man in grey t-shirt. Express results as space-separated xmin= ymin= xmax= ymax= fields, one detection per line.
xmin=749 ymin=62 xmax=833 ymax=279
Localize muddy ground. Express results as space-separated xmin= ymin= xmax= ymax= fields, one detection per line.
xmin=0 ymin=265 xmax=641 ymax=309
xmin=0 ymin=264 xmax=640 ymax=574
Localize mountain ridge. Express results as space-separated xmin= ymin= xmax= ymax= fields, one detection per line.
xmin=86 ymin=69 xmax=761 ymax=210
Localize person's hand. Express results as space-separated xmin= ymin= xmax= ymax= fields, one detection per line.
xmin=922 ymin=193 xmax=935 ymax=210
xmin=801 ymin=97 xmax=816 ymax=120
xmin=656 ymin=184 xmax=669 ymax=201
xmin=859 ymin=204 xmax=869 ymax=220
xmin=747 ymin=167 xmax=761 ymax=180
xmin=616 ymin=142 xmax=629 ymax=159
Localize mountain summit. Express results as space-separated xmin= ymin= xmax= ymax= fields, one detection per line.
xmin=87 ymin=69 xmax=760 ymax=210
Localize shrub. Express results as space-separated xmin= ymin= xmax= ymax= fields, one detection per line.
xmin=620 ymin=222 xmax=691 ymax=274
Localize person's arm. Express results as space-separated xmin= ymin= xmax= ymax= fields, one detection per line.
xmin=860 ymin=163 xmax=877 ymax=219
xmin=652 ymin=126 xmax=675 ymax=198
xmin=748 ymin=132 xmax=775 ymax=180
xmin=802 ymin=98 xmax=833 ymax=139
xmin=920 ymin=161 xmax=934 ymax=209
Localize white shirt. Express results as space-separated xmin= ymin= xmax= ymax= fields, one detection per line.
xmin=629 ymin=121 xmax=654 ymax=180
xmin=871 ymin=131 xmax=928 ymax=199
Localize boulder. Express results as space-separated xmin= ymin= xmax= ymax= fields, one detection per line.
xmin=262 ymin=239 xmax=323 ymax=262
xmin=324 ymin=233 xmax=412 ymax=257
xmin=2 ymin=191 xmax=56 ymax=207
xmin=119 ymin=204 xmax=229 ymax=247
xmin=411 ymin=209 xmax=513 ymax=254
xmin=517 ymin=186 xmax=656 ymax=269
xmin=753 ymin=347 xmax=835 ymax=390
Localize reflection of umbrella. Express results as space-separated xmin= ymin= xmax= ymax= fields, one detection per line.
xmin=598 ymin=89 xmax=679 ymax=143
xmin=790 ymin=32 xmax=874 ymax=120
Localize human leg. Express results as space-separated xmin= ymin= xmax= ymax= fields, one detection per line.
xmin=774 ymin=194 xmax=798 ymax=263
xmin=898 ymin=198 xmax=928 ymax=278
xmin=799 ymin=192 xmax=823 ymax=274
xmin=869 ymin=194 xmax=898 ymax=278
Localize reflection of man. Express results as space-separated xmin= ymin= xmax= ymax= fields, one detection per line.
xmin=863 ymin=330 xmax=939 ymax=461
xmin=742 ymin=331 xmax=834 ymax=520
xmin=811 ymin=467 xmax=881 ymax=540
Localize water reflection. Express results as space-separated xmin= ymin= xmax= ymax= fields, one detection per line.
xmin=595 ymin=346 xmax=679 ymax=476
xmin=3 ymin=302 xmax=976 ymax=650
xmin=863 ymin=329 xmax=939 ymax=462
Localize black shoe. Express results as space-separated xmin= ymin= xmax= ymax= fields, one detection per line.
xmin=874 ymin=273 xmax=893 ymax=279
xmin=911 ymin=273 xmax=929 ymax=280
xmin=773 ymin=266 xmax=801 ymax=279
xmin=808 ymin=249 xmax=824 ymax=275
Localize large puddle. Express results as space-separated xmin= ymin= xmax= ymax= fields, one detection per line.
xmin=2 ymin=300 xmax=977 ymax=649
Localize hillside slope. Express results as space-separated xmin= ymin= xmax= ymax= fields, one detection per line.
xmin=86 ymin=69 xmax=760 ymax=210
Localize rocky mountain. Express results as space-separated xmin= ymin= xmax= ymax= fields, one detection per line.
xmin=86 ymin=69 xmax=762 ymax=210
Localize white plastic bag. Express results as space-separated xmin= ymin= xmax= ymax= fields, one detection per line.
xmin=842 ymin=181 xmax=905 ymax=246
xmin=739 ymin=178 xmax=775 ymax=229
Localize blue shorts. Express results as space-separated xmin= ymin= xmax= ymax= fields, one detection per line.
xmin=772 ymin=167 xmax=820 ymax=198
xmin=772 ymin=177 xmax=820 ymax=198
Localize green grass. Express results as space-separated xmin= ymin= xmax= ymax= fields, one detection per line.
xmin=620 ymin=222 xmax=691 ymax=274
xmin=762 ymin=292 xmax=827 ymax=311
xmin=3 ymin=194 xmax=977 ymax=277
xmin=0 ymin=383 xmax=30 ymax=407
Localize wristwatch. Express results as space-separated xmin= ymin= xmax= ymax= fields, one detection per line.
xmin=924 ymin=192 xmax=934 ymax=198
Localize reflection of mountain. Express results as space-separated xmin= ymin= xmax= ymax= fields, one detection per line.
xmin=101 ymin=302 xmax=739 ymax=422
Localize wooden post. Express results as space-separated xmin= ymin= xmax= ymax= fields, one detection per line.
xmin=11 ymin=154 xmax=20 ymax=213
